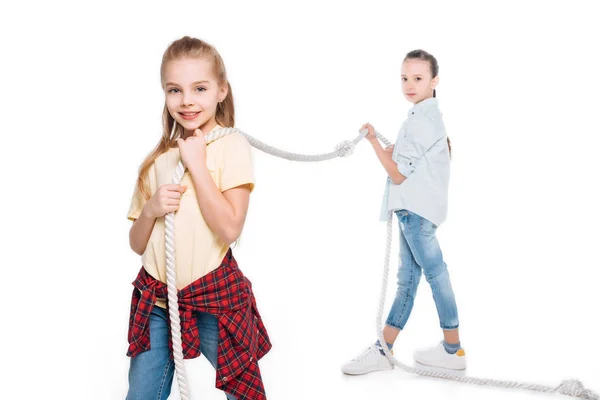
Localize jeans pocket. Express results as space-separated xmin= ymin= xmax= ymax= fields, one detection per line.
xmin=420 ymin=217 xmax=438 ymax=234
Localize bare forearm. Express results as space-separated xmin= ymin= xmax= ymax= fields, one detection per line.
xmin=188 ymin=164 xmax=239 ymax=244
xmin=129 ymin=208 xmax=156 ymax=256
xmin=370 ymin=140 xmax=406 ymax=184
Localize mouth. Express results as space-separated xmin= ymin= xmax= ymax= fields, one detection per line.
xmin=406 ymin=93 xmax=416 ymax=97
xmin=179 ymin=111 xmax=201 ymax=120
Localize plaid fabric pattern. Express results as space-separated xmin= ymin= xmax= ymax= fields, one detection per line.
xmin=127 ymin=249 xmax=271 ymax=400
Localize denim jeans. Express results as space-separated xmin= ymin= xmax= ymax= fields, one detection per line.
xmin=385 ymin=209 xmax=459 ymax=331
xmin=126 ymin=305 xmax=237 ymax=400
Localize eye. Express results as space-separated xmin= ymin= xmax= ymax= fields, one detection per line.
xmin=167 ymin=88 xmax=180 ymax=94
xmin=401 ymin=77 xmax=407 ymax=82
xmin=416 ymin=77 xmax=422 ymax=81
xmin=195 ymin=87 xmax=207 ymax=92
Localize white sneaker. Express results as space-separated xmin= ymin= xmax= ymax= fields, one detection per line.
xmin=341 ymin=344 xmax=394 ymax=375
xmin=413 ymin=341 xmax=467 ymax=370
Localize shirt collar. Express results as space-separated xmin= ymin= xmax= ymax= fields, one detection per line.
xmin=408 ymin=97 xmax=438 ymax=117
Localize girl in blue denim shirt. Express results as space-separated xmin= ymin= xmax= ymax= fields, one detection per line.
xmin=342 ymin=50 xmax=465 ymax=375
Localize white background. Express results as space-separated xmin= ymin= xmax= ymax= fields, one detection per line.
xmin=2 ymin=1 xmax=599 ymax=399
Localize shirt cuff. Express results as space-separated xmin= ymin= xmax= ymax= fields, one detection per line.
xmin=396 ymin=160 xmax=414 ymax=178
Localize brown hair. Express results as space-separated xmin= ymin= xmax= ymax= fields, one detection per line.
xmin=136 ymin=36 xmax=235 ymax=200
xmin=404 ymin=49 xmax=451 ymax=157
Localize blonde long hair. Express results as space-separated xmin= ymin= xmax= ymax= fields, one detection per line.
xmin=136 ymin=36 xmax=235 ymax=200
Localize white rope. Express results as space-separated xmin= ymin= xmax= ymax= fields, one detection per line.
xmin=165 ymin=126 xmax=598 ymax=400
xmin=206 ymin=126 xmax=392 ymax=160
xmin=166 ymin=124 xmax=190 ymax=400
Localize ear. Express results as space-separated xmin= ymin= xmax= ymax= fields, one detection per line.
xmin=219 ymin=82 xmax=229 ymax=102
xmin=431 ymin=75 xmax=440 ymax=90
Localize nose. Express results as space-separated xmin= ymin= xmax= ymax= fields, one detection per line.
xmin=181 ymin=91 xmax=195 ymax=107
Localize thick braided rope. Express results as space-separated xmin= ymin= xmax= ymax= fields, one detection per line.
xmin=207 ymin=126 xmax=392 ymax=159
xmin=166 ymin=139 xmax=191 ymax=399
xmin=166 ymin=126 xmax=598 ymax=400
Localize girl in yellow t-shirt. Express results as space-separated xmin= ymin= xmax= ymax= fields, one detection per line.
xmin=125 ymin=36 xmax=269 ymax=400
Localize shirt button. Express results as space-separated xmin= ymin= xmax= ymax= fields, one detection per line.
xmin=250 ymin=356 xmax=253 ymax=361
xmin=223 ymin=376 xmax=228 ymax=382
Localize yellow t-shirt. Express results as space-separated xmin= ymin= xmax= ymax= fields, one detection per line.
xmin=127 ymin=126 xmax=255 ymax=307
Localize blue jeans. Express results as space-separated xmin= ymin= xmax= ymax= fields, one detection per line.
xmin=126 ymin=305 xmax=237 ymax=400
xmin=385 ymin=209 xmax=459 ymax=331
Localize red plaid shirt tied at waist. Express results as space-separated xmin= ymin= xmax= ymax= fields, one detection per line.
xmin=127 ymin=248 xmax=271 ymax=400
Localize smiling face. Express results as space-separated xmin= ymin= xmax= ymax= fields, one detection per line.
xmin=401 ymin=58 xmax=439 ymax=104
xmin=163 ymin=58 xmax=228 ymax=137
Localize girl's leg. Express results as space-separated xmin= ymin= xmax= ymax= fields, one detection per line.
xmin=384 ymin=210 xmax=424 ymax=345
xmin=195 ymin=311 xmax=238 ymax=400
xmin=126 ymin=306 xmax=174 ymax=400
xmin=341 ymin=210 xmax=423 ymax=375
xmin=400 ymin=210 xmax=460 ymax=340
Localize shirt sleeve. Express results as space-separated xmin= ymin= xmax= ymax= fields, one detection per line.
xmin=127 ymin=163 xmax=156 ymax=221
xmin=218 ymin=133 xmax=255 ymax=192
xmin=393 ymin=116 xmax=444 ymax=178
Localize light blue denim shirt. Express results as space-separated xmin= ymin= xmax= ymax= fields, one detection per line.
xmin=379 ymin=97 xmax=450 ymax=226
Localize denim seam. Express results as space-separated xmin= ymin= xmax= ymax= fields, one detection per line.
xmin=392 ymin=221 xmax=411 ymax=328
xmin=156 ymin=360 xmax=173 ymax=400
xmin=387 ymin=225 xmax=420 ymax=330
